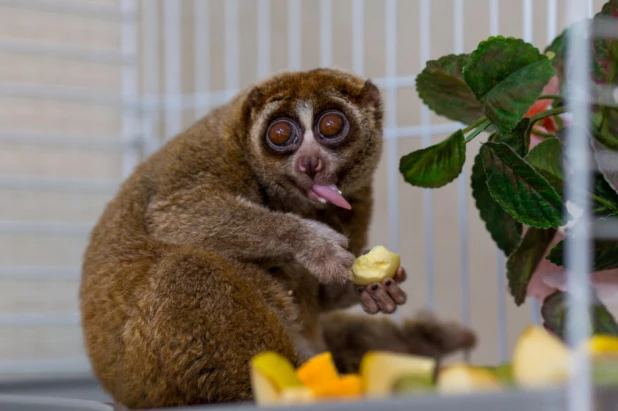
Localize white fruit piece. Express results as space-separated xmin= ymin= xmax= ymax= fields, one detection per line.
xmin=350 ymin=245 xmax=401 ymax=286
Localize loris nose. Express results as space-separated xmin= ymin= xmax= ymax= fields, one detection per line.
xmin=298 ymin=156 xmax=323 ymax=179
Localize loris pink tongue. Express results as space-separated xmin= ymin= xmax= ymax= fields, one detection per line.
xmin=310 ymin=184 xmax=352 ymax=210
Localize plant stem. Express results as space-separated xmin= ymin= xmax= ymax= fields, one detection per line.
xmin=530 ymin=107 xmax=567 ymax=123
xmin=465 ymin=119 xmax=492 ymax=143
xmin=530 ymin=129 xmax=556 ymax=139
xmin=462 ymin=117 xmax=489 ymax=134
xmin=538 ymin=94 xmax=563 ymax=101
xmin=591 ymin=192 xmax=618 ymax=212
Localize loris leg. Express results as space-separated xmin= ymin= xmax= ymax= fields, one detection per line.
xmin=320 ymin=311 xmax=477 ymax=374
xmin=90 ymin=248 xmax=299 ymax=409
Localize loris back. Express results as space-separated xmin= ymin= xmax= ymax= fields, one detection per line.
xmin=80 ymin=68 xmax=475 ymax=409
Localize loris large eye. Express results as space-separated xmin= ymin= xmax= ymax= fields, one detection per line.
xmin=266 ymin=119 xmax=300 ymax=150
xmin=316 ymin=111 xmax=349 ymax=142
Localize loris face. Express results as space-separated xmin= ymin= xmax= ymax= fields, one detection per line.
xmin=240 ymin=68 xmax=384 ymax=210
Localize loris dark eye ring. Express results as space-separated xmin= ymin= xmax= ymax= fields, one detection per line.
xmin=266 ymin=119 xmax=299 ymax=150
xmin=316 ymin=111 xmax=349 ymax=141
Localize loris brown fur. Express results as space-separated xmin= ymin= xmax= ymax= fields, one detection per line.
xmin=79 ymin=68 xmax=476 ymax=409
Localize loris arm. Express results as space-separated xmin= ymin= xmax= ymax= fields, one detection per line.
xmin=318 ymin=185 xmax=373 ymax=311
xmin=145 ymin=185 xmax=355 ymax=284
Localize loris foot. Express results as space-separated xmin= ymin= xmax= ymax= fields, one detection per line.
xmin=357 ymin=266 xmax=407 ymax=314
xmin=402 ymin=310 xmax=477 ymax=358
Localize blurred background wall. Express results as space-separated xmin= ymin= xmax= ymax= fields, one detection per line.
xmin=0 ymin=0 xmax=611 ymax=386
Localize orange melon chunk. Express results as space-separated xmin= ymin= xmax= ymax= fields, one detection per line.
xmin=310 ymin=374 xmax=363 ymax=399
xmin=296 ymin=352 xmax=340 ymax=386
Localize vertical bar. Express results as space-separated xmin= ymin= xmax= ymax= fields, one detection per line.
xmin=385 ymin=0 xmax=399 ymax=322
xmin=587 ymin=0 xmax=594 ymax=18
xmin=546 ymin=0 xmax=557 ymax=45
xmin=288 ymin=0 xmax=301 ymax=70
xmin=419 ymin=0 xmax=434 ymax=311
xmin=141 ymin=0 xmax=160 ymax=156
xmin=225 ymin=0 xmax=240 ymax=100
xmin=121 ymin=0 xmax=139 ymax=177
xmin=164 ymin=0 xmax=182 ymax=139
xmin=530 ymin=299 xmax=541 ymax=324
xmin=453 ymin=0 xmax=470 ymax=334
xmin=257 ymin=0 xmax=271 ymax=79
xmin=489 ymin=0 xmax=499 ymax=36
xmin=565 ymin=0 xmax=592 ymax=409
xmin=320 ymin=0 xmax=332 ymax=67
xmin=490 ymin=0 xmax=508 ymax=362
xmin=385 ymin=0 xmax=398 ymax=252
xmin=522 ymin=0 xmax=533 ymax=43
xmin=352 ymin=0 xmax=364 ymax=75
xmin=194 ymin=0 xmax=210 ymax=120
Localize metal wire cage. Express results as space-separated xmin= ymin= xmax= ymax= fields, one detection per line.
xmin=0 ymin=0 xmax=617 ymax=410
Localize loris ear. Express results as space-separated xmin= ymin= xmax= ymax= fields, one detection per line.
xmin=241 ymin=86 xmax=263 ymax=128
xmin=361 ymin=80 xmax=383 ymax=121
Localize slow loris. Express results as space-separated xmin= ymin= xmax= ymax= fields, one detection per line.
xmin=80 ymin=68 xmax=476 ymax=409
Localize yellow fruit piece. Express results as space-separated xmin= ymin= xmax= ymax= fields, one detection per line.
xmin=437 ymin=364 xmax=503 ymax=394
xmin=250 ymin=367 xmax=280 ymax=406
xmin=250 ymin=351 xmax=303 ymax=406
xmin=279 ymin=386 xmax=316 ymax=405
xmin=296 ymin=352 xmax=340 ymax=387
xmin=310 ymin=374 xmax=363 ymax=399
xmin=360 ymin=351 xmax=436 ymax=398
xmin=350 ymin=245 xmax=401 ymax=286
xmin=584 ymin=335 xmax=618 ymax=356
xmin=513 ymin=326 xmax=570 ymax=388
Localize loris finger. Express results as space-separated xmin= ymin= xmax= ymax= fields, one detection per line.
xmin=367 ymin=283 xmax=397 ymax=314
xmin=393 ymin=266 xmax=407 ymax=283
xmin=358 ymin=288 xmax=379 ymax=314
xmin=382 ymin=278 xmax=407 ymax=305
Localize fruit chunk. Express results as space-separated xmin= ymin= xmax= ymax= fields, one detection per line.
xmin=484 ymin=363 xmax=514 ymax=385
xmin=437 ymin=364 xmax=503 ymax=394
xmin=250 ymin=351 xmax=303 ymax=406
xmin=296 ymin=352 xmax=339 ymax=387
xmin=392 ymin=375 xmax=435 ymax=394
xmin=512 ymin=326 xmax=570 ymax=388
xmin=310 ymin=374 xmax=363 ymax=399
xmin=279 ymin=386 xmax=316 ymax=405
xmin=360 ymin=351 xmax=436 ymax=397
xmin=585 ymin=335 xmax=618 ymax=356
xmin=350 ymin=245 xmax=401 ymax=286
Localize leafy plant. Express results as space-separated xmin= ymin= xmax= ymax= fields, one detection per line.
xmin=400 ymin=0 xmax=618 ymax=338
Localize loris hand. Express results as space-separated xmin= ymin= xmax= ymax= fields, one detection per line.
xmin=356 ymin=249 xmax=407 ymax=314
xmin=294 ymin=220 xmax=356 ymax=284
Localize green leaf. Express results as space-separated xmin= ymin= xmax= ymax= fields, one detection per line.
xmin=525 ymin=137 xmax=564 ymax=190
xmin=541 ymin=290 xmax=618 ymax=340
xmin=471 ymin=135 xmax=523 ymax=256
xmin=463 ymin=36 xmax=556 ymax=133
xmin=545 ymin=30 xmax=566 ymax=88
xmin=415 ymin=54 xmax=485 ymax=125
xmin=507 ymin=227 xmax=557 ymax=306
xmin=592 ymin=0 xmax=618 ymax=85
xmin=593 ymin=132 xmax=618 ymax=196
xmin=499 ymin=118 xmax=529 ymax=157
xmin=482 ymin=142 xmax=565 ymax=228
xmin=399 ymin=130 xmax=465 ymax=188
xmin=547 ymin=236 xmax=618 ymax=272
xmin=523 ymin=135 xmax=618 ymax=216
xmin=484 ymin=60 xmax=556 ymax=133
xmin=592 ymin=172 xmax=618 ymax=216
